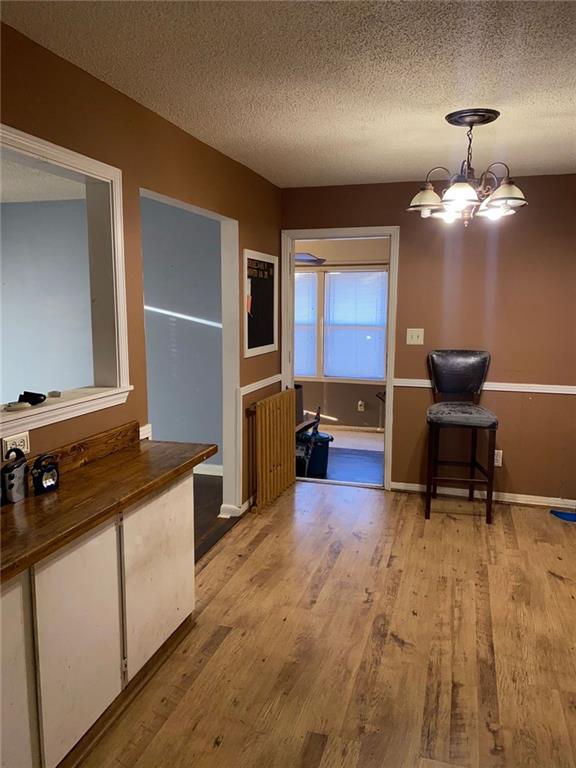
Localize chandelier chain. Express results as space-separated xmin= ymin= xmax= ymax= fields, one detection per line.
xmin=466 ymin=126 xmax=474 ymax=175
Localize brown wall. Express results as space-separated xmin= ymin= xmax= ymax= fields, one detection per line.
xmin=297 ymin=381 xmax=385 ymax=429
xmin=1 ymin=25 xmax=282 ymax=477
xmin=284 ymin=175 xmax=576 ymax=499
xmin=392 ymin=388 xmax=576 ymax=499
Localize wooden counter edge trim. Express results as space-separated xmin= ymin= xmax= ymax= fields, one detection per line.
xmin=0 ymin=443 xmax=217 ymax=584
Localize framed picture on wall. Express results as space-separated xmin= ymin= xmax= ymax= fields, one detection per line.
xmin=244 ymin=249 xmax=278 ymax=357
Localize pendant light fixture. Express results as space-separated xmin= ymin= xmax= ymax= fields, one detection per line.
xmin=407 ymin=109 xmax=528 ymax=226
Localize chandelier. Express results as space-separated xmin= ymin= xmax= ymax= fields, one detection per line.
xmin=407 ymin=108 xmax=528 ymax=226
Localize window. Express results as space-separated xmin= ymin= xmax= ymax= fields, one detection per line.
xmin=294 ymin=272 xmax=317 ymax=376
xmin=294 ymin=268 xmax=388 ymax=381
xmin=0 ymin=126 xmax=130 ymax=432
xmin=324 ymin=271 xmax=387 ymax=379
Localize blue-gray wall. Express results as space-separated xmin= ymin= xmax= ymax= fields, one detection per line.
xmin=141 ymin=197 xmax=222 ymax=464
xmin=0 ymin=199 xmax=94 ymax=403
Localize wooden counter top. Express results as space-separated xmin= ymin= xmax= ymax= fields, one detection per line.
xmin=1 ymin=440 xmax=217 ymax=583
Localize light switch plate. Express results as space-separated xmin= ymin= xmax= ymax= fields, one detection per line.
xmin=406 ymin=328 xmax=424 ymax=345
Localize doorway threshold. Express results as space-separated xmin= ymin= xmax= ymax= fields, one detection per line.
xmin=297 ymin=477 xmax=384 ymax=490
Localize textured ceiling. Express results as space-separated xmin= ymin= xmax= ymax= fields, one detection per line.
xmin=1 ymin=156 xmax=86 ymax=202
xmin=2 ymin=1 xmax=576 ymax=187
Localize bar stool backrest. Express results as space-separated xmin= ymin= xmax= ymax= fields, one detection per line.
xmin=428 ymin=350 xmax=490 ymax=403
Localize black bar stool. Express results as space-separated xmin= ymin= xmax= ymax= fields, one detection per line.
xmin=425 ymin=350 xmax=498 ymax=524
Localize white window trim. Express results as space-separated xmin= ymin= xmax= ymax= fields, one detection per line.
xmin=0 ymin=125 xmax=131 ymax=435
xmin=0 ymin=387 xmax=133 ymax=434
xmin=296 ymin=377 xmax=387 ymax=385
xmin=295 ymin=264 xmax=389 ymax=383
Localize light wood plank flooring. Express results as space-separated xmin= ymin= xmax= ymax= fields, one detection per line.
xmin=330 ymin=429 xmax=385 ymax=452
xmin=80 ymin=484 xmax=576 ymax=768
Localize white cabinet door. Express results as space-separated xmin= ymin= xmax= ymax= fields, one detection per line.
xmin=1 ymin=573 xmax=40 ymax=768
xmin=122 ymin=476 xmax=195 ymax=679
xmin=33 ymin=521 xmax=123 ymax=768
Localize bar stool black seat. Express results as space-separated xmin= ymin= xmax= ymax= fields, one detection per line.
xmin=425 ymin=350 xmax=498 ymax=523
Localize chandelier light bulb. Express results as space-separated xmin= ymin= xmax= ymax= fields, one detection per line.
xmin=442 ymin=210 xmax=459 ymax=224
xmin=431 ymin=208 xmax=461 ymax=223
xmin=448 ymin=198 xmax=470 ymax=213
xmin=442 ymin=179 xmax=479 ymax=211
xmin=483 ymin=207 xmax=505 ymax=221
xmin=486 ymin=205 xmax=516 ymax=221
xmin=477 ymin=199 xmax=516 ymax=220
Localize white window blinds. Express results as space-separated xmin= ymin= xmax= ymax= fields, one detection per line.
xmin=323 ymin=271 xmax=387 ymax=379
xmin=294 ymin=272 xmax=318 ymax=377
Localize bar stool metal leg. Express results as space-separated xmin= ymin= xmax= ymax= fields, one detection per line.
xmin=425 ymin=424 xmax=435 ymax=519
xmin=486 ymin=428 xmax=496 ymax=524
xmin=432 ymin=426 xmax=440 ymax=498
xmin=468 ymin=427 xmax=477 ymax=500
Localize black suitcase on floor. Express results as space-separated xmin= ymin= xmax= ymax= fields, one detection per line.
xmin=296 ymin=431 xmax=333 ymax=478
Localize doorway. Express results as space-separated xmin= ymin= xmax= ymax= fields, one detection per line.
xmin=140 ymin=190 xmax=242 ymax=557
xmin=282 ymin=227 xmax=399 ymax=489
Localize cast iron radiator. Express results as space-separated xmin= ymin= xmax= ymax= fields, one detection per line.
xmin=252 ymin=388 xmax=296 ymax=512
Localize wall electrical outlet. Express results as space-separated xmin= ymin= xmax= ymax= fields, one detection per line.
xmin=357 ymin=400 xmax=366 ymax=412
xmin=406 ymin=328 xmax=424 ymax=345
xmin=2 ymin=431 xmax=31 ymax=456
xmin=494 ymin=449 xmax=503 ymax=467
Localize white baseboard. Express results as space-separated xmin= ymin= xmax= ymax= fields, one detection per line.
xmin=219 ymin=496 xmax=253 ymax=518
xmin=329 ymin=425 xmax=385 ymax=433
xmin=390 ymin=482 xmax=575 ymax=510
xmin=139 ymin=423 xmax=152 ymax=440
xmin=194 ymin=463 xmax=223 ymax=477
xmin=297 ymin=477 xmax=383 ymax=490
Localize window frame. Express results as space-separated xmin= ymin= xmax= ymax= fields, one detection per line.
xmin=0 ymin=124 xmax=131 ymax=434
xmin=294 ymin=264 xmax=389 ymax=384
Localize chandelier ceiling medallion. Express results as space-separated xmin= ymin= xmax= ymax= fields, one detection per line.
xmin=407 ymin=108 xmax=528 ymax=226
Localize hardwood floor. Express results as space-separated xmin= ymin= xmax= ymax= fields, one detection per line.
xmin=80 ymin=484 xmax=576 ymax=768
xmin=194 ymin=475 xmax=239 ymax=561
xmin=330 ymin=429 xmax=385 ymax=452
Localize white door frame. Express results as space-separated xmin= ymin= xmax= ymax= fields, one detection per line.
xmin=140 ymin=189 xmax=242 ymax=516
xmin=281 ymin=226 xmax=400 ymax=491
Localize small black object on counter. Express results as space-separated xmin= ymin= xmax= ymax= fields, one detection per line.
xmin=1 ymin=448 xmax=29 ymax=503
xmin=31 ymin=454 xmax=60 ymax=496
xmin=18 ymin=391 xmax=47 ymax=406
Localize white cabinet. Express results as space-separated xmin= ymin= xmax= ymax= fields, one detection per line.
xmin=1 ymin=474 xmax=197 ymax=767
xmin=33 ymin=521 xmax=123 ymax=768
xmin=1 ymin=573 xmax=40 ymax=768
xmin=122 ymin=476 xmax=195 ymax=679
